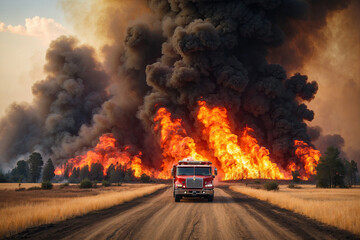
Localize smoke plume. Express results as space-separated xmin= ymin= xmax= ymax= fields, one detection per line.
xmin=0 ymin=0 xmax=358 ymax=173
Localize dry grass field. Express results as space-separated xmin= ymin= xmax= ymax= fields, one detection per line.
xmin=230 ymin=184 xmax=360 ymax=235
xmin=0 ymin=183 xmax=167 ymax=238
xmin=0 ymin=183 xmax=44 ymax=190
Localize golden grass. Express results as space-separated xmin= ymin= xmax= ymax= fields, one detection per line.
xmin=230 ymin=184 xmax=360 ymax=235
xmin=0 ymin=183 xmax=45 ymax=190
xmin=0 ymin=184 xmax=167 ymax=238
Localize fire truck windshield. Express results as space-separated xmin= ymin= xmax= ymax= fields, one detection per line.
xmin=177 ymin=167 xmax=212 ymax=176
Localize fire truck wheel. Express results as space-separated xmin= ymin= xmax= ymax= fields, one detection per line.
xmin=208 ymin=195 xmax=214 ymax=202
xmin=175 ymin=195 xmax=181 ymax=202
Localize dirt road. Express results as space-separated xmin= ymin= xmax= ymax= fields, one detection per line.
xmin=8 ymin=186 xmax=358 ymax=240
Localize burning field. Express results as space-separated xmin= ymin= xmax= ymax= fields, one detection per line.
xmin=0 ymin=0 xmax=359 ymax=182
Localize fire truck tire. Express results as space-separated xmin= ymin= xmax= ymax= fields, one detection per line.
xmin=208 ymin=195 xmax=214 ymax=202
xmin=175 ymin=195 xmax=181 ymax=202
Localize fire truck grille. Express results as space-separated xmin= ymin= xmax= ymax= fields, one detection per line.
xmin=186 ymin=178 xmax=203 ymax=188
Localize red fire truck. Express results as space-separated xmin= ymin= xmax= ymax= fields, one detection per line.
xmin=171 ymin=157 xmax=217 ymax=202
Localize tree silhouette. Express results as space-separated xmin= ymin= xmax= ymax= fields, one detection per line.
xmin=42 ymin=159 xmax=55 ymax=181
xmin=28 ymin=152 xmax=43 ymax=182
xmin=316 ymin=147 xmax=345 ymax=188
xmin=89 ymin=163 xmax=104 ymax=181
xmin=10 ymin=160 xmax=29 ymax=182
xmin=291 ymin=170 xmax=300 ymax=183
xmin=80 ymin=165 xmax=90 ymax=180
xmin=344 ymin=160 xmax=358 ymax=187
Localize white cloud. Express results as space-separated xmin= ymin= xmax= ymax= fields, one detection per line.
xmin=0 ymin=16 xmax=70 ymax=42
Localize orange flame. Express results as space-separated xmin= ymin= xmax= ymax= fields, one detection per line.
xmin=294 ymin=140 xmax=321 ymax=180
xmin=55 ymin=134 xmax=151 ymax=178
xmin=153 ymin=107 xmax=208 ymax=178
xmin=197 ymin=100 xmax=286 ymax=180
xmin=56 ymin=104 xmax=321 ymax=181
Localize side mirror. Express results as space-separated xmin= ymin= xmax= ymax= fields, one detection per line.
xmin=214 ymin=167 xmax=218 ymax=176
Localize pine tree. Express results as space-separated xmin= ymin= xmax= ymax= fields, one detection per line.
xmin=71 ymin=167 xmax=80 ymax=179
xmin=350 ymin=160 xmax=358 ymax=185
xmin=9 ymin=160 xmax=29 ymax=182
xmin=42 ymin=159 xmax=55 ymax=181
xmin=108 ymin=164 xmax=123 ymax=183
xmin=316 ymin=147 xmax=346 ymax=188
xmin=89 ymin=163 xmax=104 ymax=181
xmin=80 ymin=165 xmax=90 ymax=180
xmin=28 ymin=152 xmax=43 ymax=182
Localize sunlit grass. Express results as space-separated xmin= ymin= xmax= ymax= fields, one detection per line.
xmin=230 ymin=184 xmax=360 ymax=235
xmin=0 ymin=183 xmax=46 ymax=190
xmin=0 ymin=184 xmax=166 ymax=238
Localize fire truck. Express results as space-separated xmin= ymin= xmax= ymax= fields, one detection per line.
xmin=171 ymin=157 xmax=217 ymax=202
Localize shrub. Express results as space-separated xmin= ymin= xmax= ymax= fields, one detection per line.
xmin=41 ymin=181 xmax=53 ymax=190
xmin=254 ymin=180 xmax=261 ymax=184
xmin=28 ymin=186 xmax=41 ymax=190
xmin=264 ymin=181 xmax=279 ymax=191
xmin=92 ymin=181 xmax=98 ymax=188
xmin=79 ymin=178 xmax=92 ymax=188
xmin=102 ymin=180 xmax=110 ymax=187
xmin=288 ymin=183 xmax=302 ymax=189
xmin=60 ymin=182 xmax=69 ymax=189
xmin=117 ymin=182 xmax=122 ymax=186
xmin=15 ymin=188 xmax=26 ymax=191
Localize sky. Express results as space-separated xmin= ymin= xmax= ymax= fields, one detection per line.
xmin=0 ymin=0 xmax=72 ymax=117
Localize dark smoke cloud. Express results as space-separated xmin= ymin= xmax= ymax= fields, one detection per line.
xmin=139 ymin=0 xmax=346 ymax=169
xmin=0 ymin=36 xmax=109 ymax=168
xmin=0 ymin=0 xmax=356 ymax=172
xmin=308 ymin=126 xmax=346 ymax=158
xmin=47 ymin=18 xmax=165 ymax=167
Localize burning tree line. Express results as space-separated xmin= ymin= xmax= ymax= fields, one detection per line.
xmin=0 ymin=1 xmax=357 ymax=181
xmin=0 ymin=145 xmax=357 ymax=187
xmin=0 ymin=150 xmax=152 ymax=184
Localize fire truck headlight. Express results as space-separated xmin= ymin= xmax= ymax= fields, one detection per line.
xmin=205 ymin=183 xmax=213 ymax=188
xmin=176 ymin=184 xmax=183 ymax=188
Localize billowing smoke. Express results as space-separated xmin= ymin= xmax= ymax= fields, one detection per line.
xmin=0 ymin=0 xmax=357 ymax=172
xmin=0 ymin=36 xmax=110 ymax=167
xmin=139 ymin=0 xmax=327 ymax=170
xmin=307 ymin=126 xmax=346 ymax=158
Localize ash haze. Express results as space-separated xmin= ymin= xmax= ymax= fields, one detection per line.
xmin=0 ymin=0 xmax=359 ymax=171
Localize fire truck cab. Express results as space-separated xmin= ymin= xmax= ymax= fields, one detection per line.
xmin=171 ymin=157 xmax=217 ymax=202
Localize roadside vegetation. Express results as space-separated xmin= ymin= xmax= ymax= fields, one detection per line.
xmin=263 ymin=181 xmax=279 ymax=191
xmin=0 ymin=183 xmax=166 ymax=238
xmin=315 ymin=147 xmax=358 ymax=188
xmin=230 ymin=184 xmax=360 ymax=235
xmin=230 ymin=147 xmax=359 ymax=234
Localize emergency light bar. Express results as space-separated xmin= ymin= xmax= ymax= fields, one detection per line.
xmin=178 ymin=160 xmax=212 ymax=165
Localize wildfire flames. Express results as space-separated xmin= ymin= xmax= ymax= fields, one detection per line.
xmin=153 ymin=107 xmax=208 ymax=178
xmin=294 ymin=140 xmax=321 ymax=180
xmin=56 ymin=101 xmax=321 ymax=181
xmin=55 ymin=134 xmax=151 ymax=178
xmin=197 ymin=101 xmax=285 ymax=180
